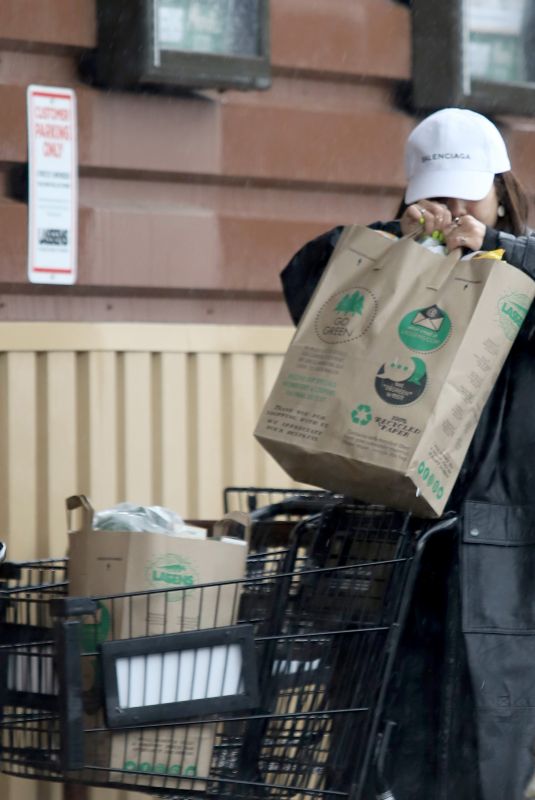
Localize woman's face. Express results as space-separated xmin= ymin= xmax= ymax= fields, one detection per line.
xmin=432 ymin=182 xmax=499 ymax=227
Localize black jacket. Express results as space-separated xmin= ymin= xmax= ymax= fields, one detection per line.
xmin=281 ymin=222 xmax=535 ymax=800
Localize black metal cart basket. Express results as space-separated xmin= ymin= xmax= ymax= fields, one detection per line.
xmin=0 ymin=498 xmax=456 ymax=799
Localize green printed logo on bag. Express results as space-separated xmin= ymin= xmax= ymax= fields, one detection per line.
xmin=375 ymin=357 xmax=427 ymax=405
xmin=351 ymin=404 xmax=373 ymax=426
xmin=315 ymin=286 xmax=378 ymax=344
xmin=81 ymin=601 xmax=110 ymax=652
xmin=335 ymin=290 xmax=365 ymax=315
xmin=417 ymin=460 xmax=444 ymax=499
xmin=498 ymin=292 xmax=530 ymax=341
xmin=398 ymin=304 xmax=451 ymax=352
xmin=146 ymin=554 xmax=198 ymax=600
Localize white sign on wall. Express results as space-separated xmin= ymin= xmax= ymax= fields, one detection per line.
xmin=27 ymin=85 xmax=78 ymax=285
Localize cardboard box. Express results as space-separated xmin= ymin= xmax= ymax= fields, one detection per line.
xmin=67 ymin=495 xmax=249 ymax=790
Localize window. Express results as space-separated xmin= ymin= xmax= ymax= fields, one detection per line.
xmin=412 ymin=0 xmax=535 ymax=115
xmin=93 ymin=0 xmax=271 ymax=93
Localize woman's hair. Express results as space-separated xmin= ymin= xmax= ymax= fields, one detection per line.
xmin=494 ymin=172 xmax=529 ymax=235
xmin=394 ymin=171 xmax=530 ymax=236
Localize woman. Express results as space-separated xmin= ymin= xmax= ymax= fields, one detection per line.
xmin=281 ymin=108 xmax=535 ymax=800
xmin=282 ymin=109 xmax=534 ymax=324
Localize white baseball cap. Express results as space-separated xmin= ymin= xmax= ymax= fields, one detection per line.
xmin=404 ymin=108 xmax=511 ymax=205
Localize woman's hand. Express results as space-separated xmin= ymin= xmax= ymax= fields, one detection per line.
xmin=401 ymin=201 xmax=486 ymax=251
xmin=400 ymin=201 xmax=452 ymax=237
xmin=442 ymin=215 xmax=486 ymax=253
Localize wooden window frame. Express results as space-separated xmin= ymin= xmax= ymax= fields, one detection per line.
xmin=93 ymin=0 xmax=271 ymax=93
xmin=412 ymin=0 xmax=535 ymax=116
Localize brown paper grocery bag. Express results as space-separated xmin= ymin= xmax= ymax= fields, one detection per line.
xmin=67 ymin=495 xmax=248 ymax=790
xmin=255 ymin=226 xmax=535 ymax=517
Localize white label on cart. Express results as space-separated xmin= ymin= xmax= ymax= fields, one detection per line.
xmin=27 ymin=85 xmax=78 ymax=285
xmin=116 ymin=645 xmax=244 ymax=708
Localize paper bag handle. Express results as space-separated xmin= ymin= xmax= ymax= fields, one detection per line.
xmin=423 ymin=247 xmax=464 ymax=292
xmin=66 ymin=494 xmax=94 ymax=534
xmin=399 ymin=230 xmax=462 ymax=256
xmin=391 ymin=231 xmax=463 ymax=292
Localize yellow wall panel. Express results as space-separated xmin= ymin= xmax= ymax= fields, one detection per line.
xmin=86 ymin=351 xmax=119 ymax=509
xmin=121 ymin=352 xmax=154 ymax=505
xmin=0 ymin=356 xmax=7 ymax=540
xmin=4 ymin=353 xmax=38 ymax=560
xmin=0 ymin=320 xmax=306 ymax=800
xmin=0 ymin=322 xmax=294 ymax=557
xmin=195 ymin=352 xmax=225 ymax=518
xmin=226 ymin=353 xmax=259 ymax=487
xmin=159 ymin=352 xmax=189 ymax=514
xmin=0 ymin=322 xmax=299 ymax=800
xmin=43 ymin=352 xmax=79 ymax=557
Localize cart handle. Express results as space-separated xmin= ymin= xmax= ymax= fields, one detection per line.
xmin=249 ymin=496 xmax=339 ymax=521
xmin=416 ymin=511 xmax=459 ymax=550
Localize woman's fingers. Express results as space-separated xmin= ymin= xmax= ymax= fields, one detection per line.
xmin=420 ymin=201 xmax=452 ymax=234
xmin=443 ymin=215 xmax=486 ymax=252
xmin=400 ymin=201 xmax=451 ymax=237
xmin=401 ymin=204 xmax=487 ymax=251
xmin=400 ymin=203 xmax=429 ymax=235
xmin=436 ymin=206 xmax=452 ymax=230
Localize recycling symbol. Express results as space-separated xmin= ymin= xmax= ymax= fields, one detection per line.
xmin=351 ymin=404 xmax=373 ymax=426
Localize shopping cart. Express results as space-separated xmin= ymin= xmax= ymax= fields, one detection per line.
xmin=0 ymin=557 xmax=68 ymax=775
xmin=223 ymin=486 xmax=339 ymax=515
xmin=0 ymin=497 xmax=456 ymax=799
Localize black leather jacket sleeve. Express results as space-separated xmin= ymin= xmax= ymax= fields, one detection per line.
xmin=280 ymin=226 xmax=343 ymax=325
xmin=482 ymin=227 xmax=535 ymax=279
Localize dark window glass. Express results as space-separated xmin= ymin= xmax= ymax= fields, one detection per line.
xmin=412 ymin=0 xmax=535 ymax=115
xmin=155 ymin=0 xmax=261 ymax=59
xmin=465 ymin=0 xmax=534 ymax=85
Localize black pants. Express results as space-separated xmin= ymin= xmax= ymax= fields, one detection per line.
xmin=386 ymin=531 xmax=482 ymax=800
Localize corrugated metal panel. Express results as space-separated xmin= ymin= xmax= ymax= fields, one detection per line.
xmin=0 ymin=321 xmax=299 ymax=800
xmin=0 ymin=323 xmax=295 ymax=555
